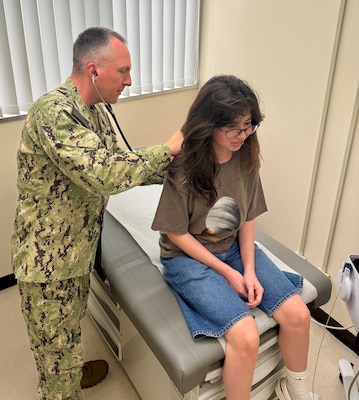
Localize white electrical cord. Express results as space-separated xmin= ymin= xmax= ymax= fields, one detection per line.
xmin=311 ymin=290 xmax=341 ymax=395
xmin=348 ymin=370 xmax=359 ymax=399
xmin=311 ymin=318 xmax=354 ymax=331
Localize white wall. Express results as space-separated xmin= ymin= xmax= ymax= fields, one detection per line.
xmin=0 ymin=118 xmax=22 ymax=278
xmin=200 ymin=0 xmax=358 ymax=328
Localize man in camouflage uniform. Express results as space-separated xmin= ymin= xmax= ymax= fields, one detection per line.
xmin=11 ymin=27 xmax=183 ymax=400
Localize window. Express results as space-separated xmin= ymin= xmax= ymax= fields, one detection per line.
xmin=0 ymin=0 xmax=200 ymax=119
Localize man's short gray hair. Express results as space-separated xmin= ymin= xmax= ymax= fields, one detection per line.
xmin=72 ymin=27 xmax=127 ymax=74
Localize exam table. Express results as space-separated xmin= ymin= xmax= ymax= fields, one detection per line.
xmin=87 ymin=185 xmax=332 ymax=400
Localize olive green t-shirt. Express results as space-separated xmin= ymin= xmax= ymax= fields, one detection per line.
xmin=152 ymin=151 xmax=267 ymax=258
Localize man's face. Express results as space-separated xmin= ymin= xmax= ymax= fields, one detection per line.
xmin=96 ymin=37 xmax=132 ymax=104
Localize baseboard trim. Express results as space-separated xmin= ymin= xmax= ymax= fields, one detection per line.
xmin=0 ymin=274 xmax=17 ymax=291
xmin=309 ymin=304 xmax=359 ymax=355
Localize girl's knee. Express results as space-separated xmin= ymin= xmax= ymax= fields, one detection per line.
xmin=275 ymin=296 xmax=311 ymax=329
xmin=299 ymin=305 xmax=311 ymax=330
xmin=225 ymin=317 xmax=259 ymax=354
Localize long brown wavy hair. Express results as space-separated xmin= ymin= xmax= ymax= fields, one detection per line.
xmin=167 ymin=75 xmax=264 ymax=205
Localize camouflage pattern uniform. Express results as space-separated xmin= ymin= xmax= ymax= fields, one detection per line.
xmin=11 ymin=77 xmax=171 ymax=399
xmin=18 ymin=276 xmax=90 ymax=400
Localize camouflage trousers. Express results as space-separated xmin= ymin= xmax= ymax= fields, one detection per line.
xmin=18 ymin=275 xmax=90 ymax=400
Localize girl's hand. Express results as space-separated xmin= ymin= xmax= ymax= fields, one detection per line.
xmin=243 ymin=272 xmax=264 ymax=308
xmin=225 ymin=268 xmax=250 ymax=301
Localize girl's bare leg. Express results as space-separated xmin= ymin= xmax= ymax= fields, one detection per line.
xmin=274 ymin=294 xmax=312 ymax=400
xmin=273 ymin=294 xmax=310 ymax=372
xmin=222 ymin=316 xmax=259 ymax=400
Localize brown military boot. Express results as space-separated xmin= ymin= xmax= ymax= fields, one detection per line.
xmin=80 ymin=360 xmax=109 ymax=389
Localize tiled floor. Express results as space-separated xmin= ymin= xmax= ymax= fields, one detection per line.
xmin=0 ymin=284 xmax=358 ymax=400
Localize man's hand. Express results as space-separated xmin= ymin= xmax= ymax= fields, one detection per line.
xmin=165 ymin=130 xmax=183 ymax=156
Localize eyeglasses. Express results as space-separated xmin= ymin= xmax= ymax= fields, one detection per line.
xmin=218 ymin=124 xmax=259 ymax=139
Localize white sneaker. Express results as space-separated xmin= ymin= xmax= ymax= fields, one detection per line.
xmin=275 ymin=378 xmax=291 ymax=400
xmin=275 ymin=378 xmax=321 ymax=400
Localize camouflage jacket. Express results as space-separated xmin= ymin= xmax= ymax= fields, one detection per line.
xmin=12 ymin=77 xmax=171 ymax=283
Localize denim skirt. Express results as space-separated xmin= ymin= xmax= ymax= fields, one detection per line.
xmin=161 ymin=242 xmax=303 ymax=340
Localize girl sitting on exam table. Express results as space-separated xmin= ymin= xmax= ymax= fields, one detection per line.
xmin=152 ymin=75 xmax=317 ymax=400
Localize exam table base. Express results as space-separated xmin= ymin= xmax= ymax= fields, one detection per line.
xmin=88 ymin=272 xmax=285 ymax=400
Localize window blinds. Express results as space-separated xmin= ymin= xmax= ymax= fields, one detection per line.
xmin=0 ymin=0 xmax=200 ymax=119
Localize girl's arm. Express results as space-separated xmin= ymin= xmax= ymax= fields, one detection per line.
xmin=238 ymin=220 xmax=264 ymax=307
xmin=167 ymin=232 xmax=249 ymax=300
